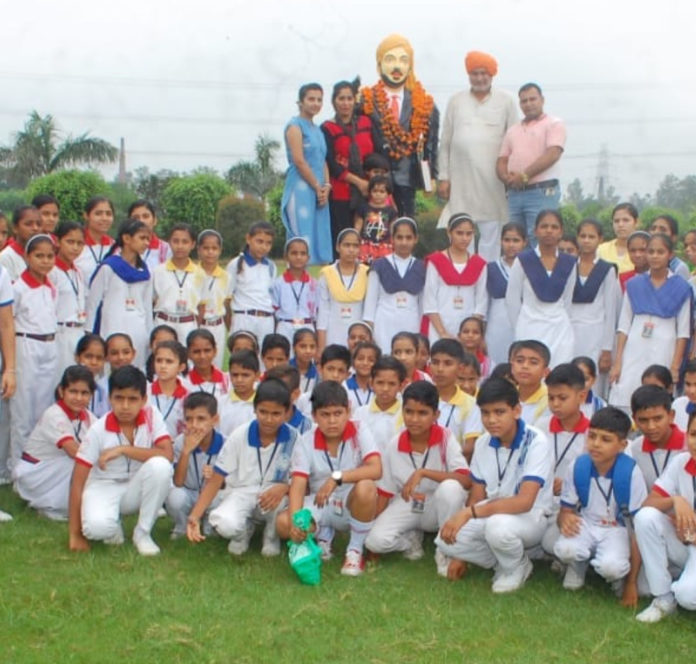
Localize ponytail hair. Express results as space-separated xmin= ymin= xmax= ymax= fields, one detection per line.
xmin=237 ymin=220 xmax=275 ymax=275
xmin=105 ymin=218 xmax=148 ymax=269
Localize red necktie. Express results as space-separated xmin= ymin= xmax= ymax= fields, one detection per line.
xmin=390 ymin=95 xmax=400 ymax=122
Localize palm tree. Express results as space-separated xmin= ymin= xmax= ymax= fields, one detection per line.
xmin=227 ymin=134 xmax=282 ymax=205
xmin=0 ymin=111 xmax=118 ymax=188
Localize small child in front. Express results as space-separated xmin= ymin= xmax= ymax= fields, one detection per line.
xmin=68 ymin=366 xmax=174 ymax=556
xmin=436 ymin=377 xmax=553 ymax=593
xmin=365 ymin=381 xmax=470 ymax=564
xmin=276 ymin=381 xmax=382 ymax=576
xmin=186 ymin=379 xmax=298 ymax=557
xmin=554 ymin=407 xmax=647 ymax=606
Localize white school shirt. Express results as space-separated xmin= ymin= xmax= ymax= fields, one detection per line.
xmin=353 ymin=397 xmax=404 ymax=452
xmin=627 ymin=425 xmax=686 ymax=491
xmin=362 ymin=255 xmax=423 ymax=352
xmin=23 ymin=401 xmax=95 ymax=461
xmin=219 ymin=390 xmax=256 ymax=437
xmin=271 ymin=271 xmax=318 ymax=325
xmin=142 ymin=235 xmax=172 ymax=273
xmin=377 ymin=424 xmax=469 ymax=499
xmin=316 ymin=270 xmax=365 ymax=346
xmin=199 ymin=265 xmax=230 ymax=320
xmin=75 ymin=405 xmax=171 ymax=482
xmin=0 ymin=240 xmax=26 ymax=282
xmin=186 ymin=367 xmax=230 ymax=413
xmin=295 ymin=391 xmax=312 ymax=418
xmin=520 ymin=385 xmax=550 ymax=427
xmin=560 ymin=455 xmax=647 ymax=526
xmin=291 ymin=420 xmax=380 ymax=496
xmin=51 ymin=258 xmax=87 ymax=325
xmin=214 ymin=420 xmax=298 ymax=490
xmin=671 ymin=396 xmax=692 ymax=433
xmin=75 ymin=234 xmax=114 ymax=288
xmin=153 ymin=259 xmax=206 ymax=316
xmin=470 ymin=420 xmax=553 ymax=514
xmin=13 ymin=271 xmax=58 ymax=334
xmin=173 ymin=429 xmax=225 ymax=493
xmin=438 ymin=386 xmax=483 ymax=446
xmin=147 ymin=378 xmax=190 ymax=440
xmin=653 ymin=452 xmax=696 ymax=505
xmin=537 ymin=413 xmax=589 ymax=483
xmin=290 ymin=359 xmax=318 ymax=395
xmin=343 ymin=375 xmax=373 ymax=411
xmin=422 ymin=260 xmax=488 ymax=342
xmin=226 ymin=254 xmax=276 ymax=312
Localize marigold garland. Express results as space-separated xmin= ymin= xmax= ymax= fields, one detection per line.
xmin=361 ymin=80 xmax=434 ymax=160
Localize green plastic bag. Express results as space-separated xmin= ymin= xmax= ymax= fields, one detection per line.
xmin=288 ymin=509 xmax=322 ymax=586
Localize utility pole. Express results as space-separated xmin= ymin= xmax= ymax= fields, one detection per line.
xmin=595 ymin=143 xmax=610 ymax=203
xmin=118 ymin=137 xmax=126 ymax=184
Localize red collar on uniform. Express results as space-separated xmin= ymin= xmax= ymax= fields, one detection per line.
xmin=57 ymin=399 xmax=89 ymax=421
xmin=105 ymin=409 xmax=147 ymax=432
xmin=641 ymin=424 xmax=685 ymax=453
xmin=7 ymin=238 xmax=24 ymax=256
xmin=84 ymin=230 xmax=113 ymax=247
xmin=397 ymin=423 xmax=445 ymax=453
xmin=148 ymin=234 xmax=161 ymax=249
xmin=412 ymin=369 xmax=427 ymax=382
xmin=188 ymin=367 xmax=225 ymax=385
xmin=54 ymin=257 xmax=74 ymax=271
xmin=20 ymin=270 xmax=49 ymax=289
xmin=549 ymin=413 xmax=590 ymax=434
xmin=151 ymin=378 xmax=188 ymax=399
xmin=282 ymin=269 xmax=310 ymax=283
xmin=685 ymin=457 xmax=696 ymax=476
xmin=314 ymin=421 xmax=357 ymax=450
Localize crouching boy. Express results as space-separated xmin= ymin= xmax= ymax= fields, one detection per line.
xmin=554 ymin=407 xmax=647 ymax=605
xmin=365 ymin=381 xmax=470 ymax=564
xmin=68 ymin=366 xmax=174 ymax=556
xmin=276 ymin=381 xmax=382 ymax=577
xmin=435 ymin=378 xmax=553 ymax=593
xmin=187 ymin=379 xmax=298 ymax=557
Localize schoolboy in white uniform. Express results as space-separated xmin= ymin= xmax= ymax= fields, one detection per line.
xmin=634 ymin=415 xmax=696 ymax=622
xmin=436 ymin=378 xmax=553 ymax=593
xmin=366 ymin=381 xmax=469 ymax=562
xmin=219 ymin=350 xmax=259 ymax=437
xmin=68 ymin=366 xmax=174 ymax=556
xmin=554 ymin=407 xmax=647 ymax=605
xmin=263 ymin=364 xmax=313 ymax=435
xmin=187 ymin=379 xmax=298 ymax=556
xmin=628 ymin=385 xmax=686 ymax=490
xmin=276 ymin=381 xmax=382 ymax=576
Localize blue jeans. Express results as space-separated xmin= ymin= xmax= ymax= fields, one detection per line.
xmin=507 ymin=183 xmax=561 ymax=242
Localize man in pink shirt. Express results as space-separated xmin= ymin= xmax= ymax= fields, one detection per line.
xmin=496 ymin=83 xmax=566 ymax=240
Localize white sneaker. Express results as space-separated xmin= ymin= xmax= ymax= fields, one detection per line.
xmin=636 ymin=597 xmax=677 ymax=623
xmin=133 ymin=528 xmax=161 ymax=556
xmin=318 ymin=539 xmax=333 ymax=561
xmin=563 ymin=561 xmax=587 ymax=590
xmin=340 ymin=549 xmax=365 ymax=577
xmin=103 ymin=524 xmax=125 ymax=546
xmin=403 ymin=530 xmax=424 ymax=561
xmin=434 ymin=548 xmax=450 ymax=578
xmin=0 ymin=509 xmax=13 ymax=522
xmin=261 ymin=526 xmax=281 ymax=557
xmin=492 ymin=557 xmax=533 ymax=593
xmin=169 ymin=530 xmax=185 ymax=541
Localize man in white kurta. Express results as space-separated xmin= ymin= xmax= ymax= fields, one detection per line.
xmin=437 ymin=51 xmax=518 ymax=261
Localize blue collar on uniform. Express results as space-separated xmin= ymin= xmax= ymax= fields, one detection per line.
xmin=488 ymin=419 xmax=526 ymax=450
xmin=196 ymin=430 xmax=224 ymax=456
xmin=288 ymin=407 xmax=305 ymax=429
xmin=242 ymin=249 xmax=270 ymax=267
xmin=290 ymin=357 xmax=318 ymax=379
xmin=247 ymin=420 xmax=291 ymax=448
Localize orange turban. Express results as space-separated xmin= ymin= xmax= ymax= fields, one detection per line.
xmin=465 ymin=51 xmax=498 ymax=76
xmin=376 ymin=34 xmax=416 ymax=89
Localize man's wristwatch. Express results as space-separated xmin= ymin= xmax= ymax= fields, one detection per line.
xmin=331 ymin=470 xmax=343 ymax=486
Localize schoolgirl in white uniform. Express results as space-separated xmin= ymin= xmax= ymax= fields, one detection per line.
xmin=363 ymin=217 xmax=425 ymax=353
xmin=197 ymin=230 xmax=229 ymax=370
xmin=10 ymin=234 xmax=58 ymax=467
xmin=13 ymin=366 xmax=96 ymax=520
xmin=0 ymin=205 xmax=40 ymax=282
xmin=74 ymin=197 xmax=115 ymax=288
xmin=147 ymin=340 xmax=190 ymax=440
xmin=74 ymin=334 xmax=109 ymax=418
xmin=226 ymin=221 xmax=277 ymax=344
xmin=317 ymin=229 xmax=368 ymax=351
xmin=186 ymin=329 xmax=230 ymax=413
xmin=153 ymin=224 xmax=206 ymax=344
xmin=289 ymin=328 xmax=319 ymax=395
xmin=128 ymin=199 xmax=172 ymax=273
xmin=506 ymin=210 xmax=577 ymax=368
xmin=486 ymin=222 xmax=527 ymax=365
xmin=423 ymin=214 xmax=488 ymax=345
xmin=272 ymin=237 xmax=318 ymax=346
xmin=86 ymin=219 xmax=153 ymax=371
xmin=51 ymin=221 xmax=87 ymax=381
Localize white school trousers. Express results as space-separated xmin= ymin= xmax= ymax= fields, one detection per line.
xmin=13 ymin=455 xmax=73 ymax=520
xmin=554 ymin=519 xmax=630 ymax=582
xmin=166 ymin=485 xmax=224 ymax=536
xmin=200 ymin=319 xmax=227 ymax=370
xmin=208 ymin=486 xmax=286 ymax=545
xmin=435 ymin=508 xmax=547 ymax=573
xmin=635 ymin=507 xmax=696 ymax=609
xmin=81 ymin=457 xmax=173 ymax=541
xmin=477 ymin=220 xmax=502 ymax=263
xmin=231 ymin=313 xmax=274 ymax=347
xmin=366 ymin=480 xmax=466 ymax=554
xmin=56 ymin=326 xmax=85 ymax=383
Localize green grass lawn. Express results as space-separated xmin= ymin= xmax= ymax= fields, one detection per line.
xmin=1 ymin=486 xmax=694 ymax=664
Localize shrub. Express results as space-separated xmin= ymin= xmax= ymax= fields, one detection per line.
xmin=25 ymin=170 xmax=110 ymax=222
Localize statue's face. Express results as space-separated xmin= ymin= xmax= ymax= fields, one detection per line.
xmin=379 ymin=46 xmax=410 ymax=88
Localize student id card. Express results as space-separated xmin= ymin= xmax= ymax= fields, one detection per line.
xmin=331 ymin=497 xmax=344 ymax=516
xmin=453 ymin=296 xmax=464 ymax=309
xmin=125 ymin=297 xmax=136 ymax=311
xmin=175 ymin=298 xmax=189 ymax=314
xmin=340 ymin=306 xmax=353 ymax=320
xmin=642 ymin=322 xmax=654 ymax=338
xmin=396 ymin=292 xmax=408 ymax=308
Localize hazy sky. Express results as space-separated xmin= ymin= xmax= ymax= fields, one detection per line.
xmin=5 ymin=0 xmax=696 ymax=199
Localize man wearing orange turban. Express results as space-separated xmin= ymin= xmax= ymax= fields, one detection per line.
xmin=360 ymin=34 xmax=439 ymax=216
xmin=437 ymin=50 xmax=517 ymax=262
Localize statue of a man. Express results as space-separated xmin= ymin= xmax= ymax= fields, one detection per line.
xmin=361 ymin=34 xmax=439 ymax=216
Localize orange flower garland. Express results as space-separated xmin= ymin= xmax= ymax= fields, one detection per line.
xmin=361 ymin=80 xmax=434 ymax=161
